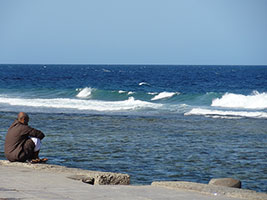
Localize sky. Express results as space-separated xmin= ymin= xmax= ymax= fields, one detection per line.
xmin=0 ymin=0 xmax=267 ymax=65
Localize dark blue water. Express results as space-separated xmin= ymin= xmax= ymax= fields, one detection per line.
xmin=0 ymin=65 xmax=266 ymax=192
xmin=1 ymin=65 xmax=266 ymax=93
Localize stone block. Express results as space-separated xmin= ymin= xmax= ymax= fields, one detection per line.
xmin=209 ymin=178 xmax=241 ymax=188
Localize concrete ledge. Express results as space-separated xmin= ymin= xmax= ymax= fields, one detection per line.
xmin=0 ymin=160 xmax=130 ymax=185
xmin=152 ymin=181 xmax=267 ymax=200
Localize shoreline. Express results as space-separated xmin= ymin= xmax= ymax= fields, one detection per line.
xmin=0 ymin=160 xmax=266 ymax=200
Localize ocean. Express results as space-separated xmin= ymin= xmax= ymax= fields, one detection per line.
xmin=0 ymin=64 xmax=266 ymax=192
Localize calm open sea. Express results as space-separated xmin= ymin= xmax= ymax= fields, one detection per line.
xmin=0 ymin=65 xmax=266 ymax=192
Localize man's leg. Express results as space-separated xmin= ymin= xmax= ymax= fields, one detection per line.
xmin=33 ymin=151 xmax=40 ymax=159
xmin=29 ymin=137 xmax=47 ymax=163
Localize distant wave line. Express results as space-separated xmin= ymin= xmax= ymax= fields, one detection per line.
xmin=185 ymin=108 xmax=267 ymax=119
xmin=0 ymin=96 xmax=162 ymax=112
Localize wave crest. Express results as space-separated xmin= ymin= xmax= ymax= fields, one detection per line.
xmin=76 ymin=87 xmax=93 ymax=98
xmin=211 ymin=91 xmax=267 ymax=109
xmin=151 ymin=92 xmax=179 ymax=101
xmin=139 ymin=82 xmax=150 ymax=86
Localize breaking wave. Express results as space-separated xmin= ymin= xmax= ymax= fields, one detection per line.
xmin=76 ymin=87 xmax=93 ymax=98
xmin=185 ymin=91 xmax=267 ymax=119
xmin=212 ymin=91 xmax=267 ymax=109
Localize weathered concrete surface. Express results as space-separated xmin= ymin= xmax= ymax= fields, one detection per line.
xmin=0 ymin=160 xmax=130 ymax=185
xmin=0 ymin=162 xmax=243 ymax=200
xmin=152 ymin=181 xmax=267 ymax=200
xmin=209 ymin=178 xmax=241 ymax=188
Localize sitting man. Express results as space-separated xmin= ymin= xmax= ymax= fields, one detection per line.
xmin=5 ymin=112 xmax=47 ymax=163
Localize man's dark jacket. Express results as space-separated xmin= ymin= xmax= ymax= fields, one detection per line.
xmin=4 ymin=120 xmax=45 ymax=162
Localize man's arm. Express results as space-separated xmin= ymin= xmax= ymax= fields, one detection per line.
xmin=28 ymin=127 xmax=45 ymax=140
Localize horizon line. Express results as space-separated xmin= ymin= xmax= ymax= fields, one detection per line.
xmin=0 ymin=63 xmax=267 ymax=66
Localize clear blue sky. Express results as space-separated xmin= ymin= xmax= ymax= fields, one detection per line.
xmin=0 ymin=0 xmax=266 ymax=65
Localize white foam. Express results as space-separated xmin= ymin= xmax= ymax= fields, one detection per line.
xmin=139 ymin=82 xmax=150 ymax=86
xmin=151 ymin=92 xmax=179 ymax=101
xmin=118 ymin=90 xmax=135 ymax=95
xmin=148 ymin=92 xmax=158 ymax=95
xmin=118 ymin=90 xmax=127 ymax=94
xmin=103 ymin=69 xmax=111 ymax=72
xmin=212 ymin=91 xmax=267 ymax=109
xmin=0 ymin=96 xmax=162 ymax=112
xmin=76 ymin=87 xmax=93 ymax=98
xmin=185 ymin=108 xmax=267 ymax=119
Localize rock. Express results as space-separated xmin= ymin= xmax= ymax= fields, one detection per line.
xmin=209 ymin=178 xmax=241 ymax=188
xmin=95 ymin=174 xmax=130 ymax=185
xmin=82 ymin=177 xmax=95 ymax=185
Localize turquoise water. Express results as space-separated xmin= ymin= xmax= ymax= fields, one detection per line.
xmin=0 ymin=65 xmax=266 ymax=192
